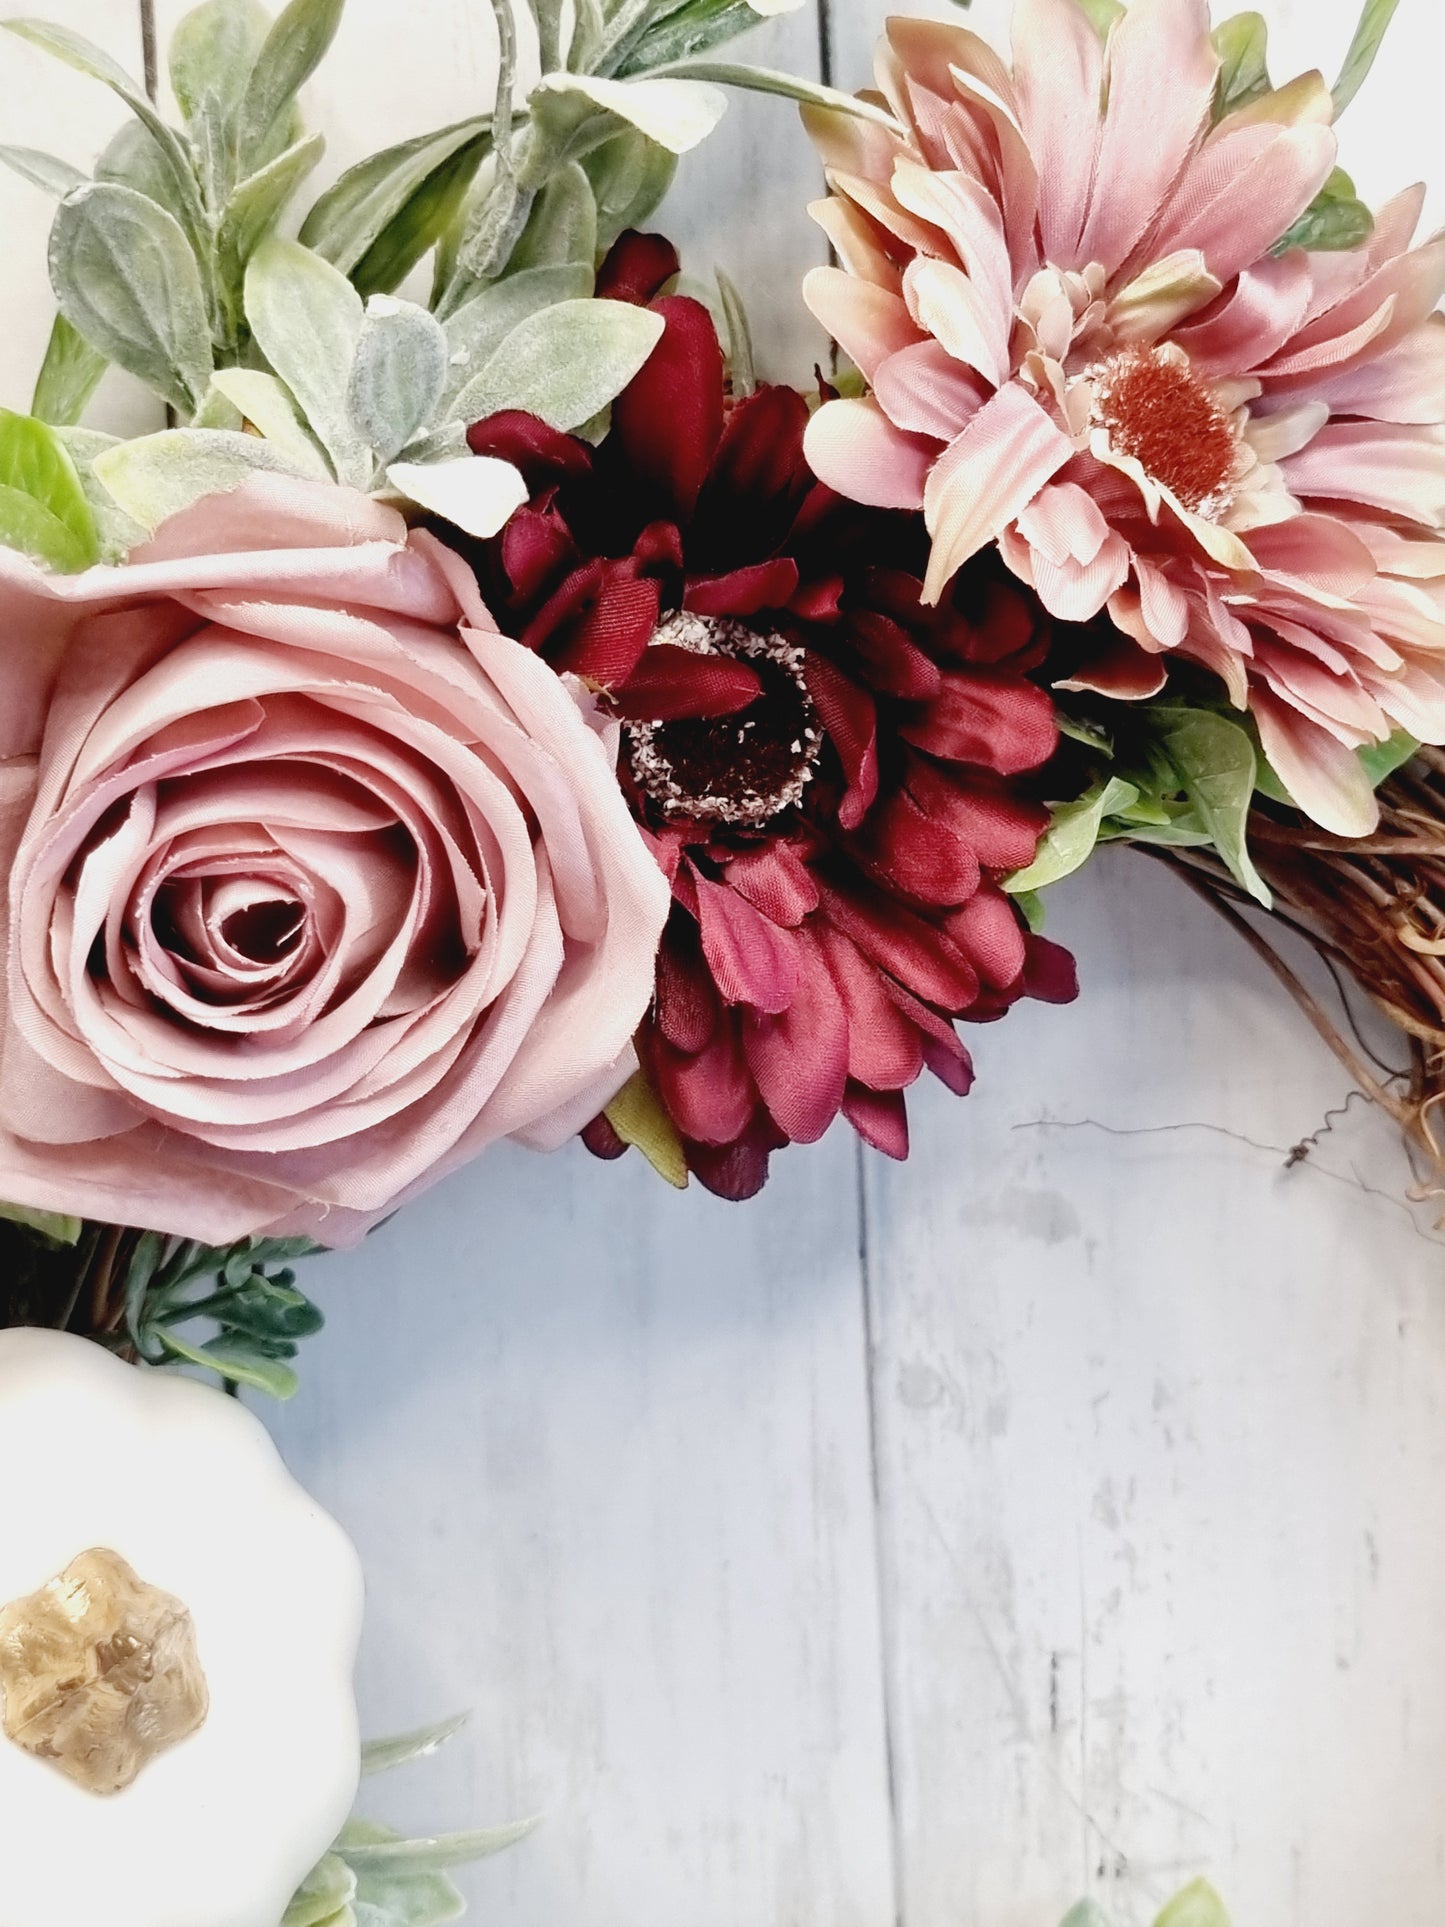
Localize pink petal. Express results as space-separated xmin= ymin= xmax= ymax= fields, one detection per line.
xmin=874 ymin=340 xmax=990 ymax=441
xmin=1142 ymin=123 xmax=1336 ymax=288
xmin=1076 ymin=0 xmax=1219 ymax=276
xmin=1010 ymin=0 xmax=1103 ymax=265
xmin=804 ymin=397 xmax=934 ymax=511
xmin=1311 ymin=319 xmax=1445 ymax=425
xmin=921 ymin=385 xmax=1074 ymax=603
xmin=1284 ymin=422 xmax=1445 ymax=526
xmin=1251 ymin=690 xmax=1379 ymax=836
xmin=803 ymin=266 xmax=922 ymax=383
xmin=1173 ymin=254 xmax=1314 ymax=377
xmin=903 ymin=255 xmax=1010 ymax=386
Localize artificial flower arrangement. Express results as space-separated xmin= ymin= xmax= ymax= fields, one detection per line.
xmin=0 ymin=0 xmax=1435 ymax=1915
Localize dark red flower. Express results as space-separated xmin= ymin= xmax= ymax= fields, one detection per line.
xmin=461 ymin=233 xmax=1077 ymax=1198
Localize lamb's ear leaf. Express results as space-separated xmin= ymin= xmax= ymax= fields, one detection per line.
xmin=0 ymin=144 xmax=85 ymax=197
xmin=244 ymin=235 xmax=370 ymax=486
xmin=31 ymin=315 xmax=107 ymax=428
xmin=361 ymin=1715 xmax=470 ymax=1779
xmin=3 ymin=20 xmax=206 ymax=241
xmin=441 ymin=263 xmax=593 ymax=409
xmin=507 ymin=162 xmax=598 ymax=274
xmin=351 ymin=130 xmax=493 ymax=302
xmin=49 ymin=183 xmax=214 ymax=413
xmin=282 ymin=1853 xmax=357 ymax=1927
xmin=299 ymin=117 xmax=492 ymax=277
xmin=583 ymin=127 xmax=677 ymax=252
xmin=218 ymin=131 xmax=328 ymax=295
xmin=92 ymin=427 xmax=315 ymax=533
xmin=236 ymin=0 xmax=345 ymax=172
xmin=385 ymin=456 xmax=529 ymax=539
xmin=208 ymin=368 xmax=333 ymax=476
xmin=453 ymin=297 xmax=664 ymax=433
xmin=348 ymin=297 xmax=450 ymax=467
xmin=1333 ymin=0 xmax=1401 ymax=116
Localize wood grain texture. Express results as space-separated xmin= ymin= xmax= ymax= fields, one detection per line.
xmin=5 ymin=1 xmax=1445 ymax=1922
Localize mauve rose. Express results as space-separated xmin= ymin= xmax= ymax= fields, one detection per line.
xmin=0 ymin=477 xmax=671 ymax=1246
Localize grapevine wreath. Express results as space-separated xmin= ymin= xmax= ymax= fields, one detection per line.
xmin=0 ymin=0 xmax=1432 ymax=1919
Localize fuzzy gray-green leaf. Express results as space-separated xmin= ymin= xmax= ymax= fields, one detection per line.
xmin=237 ymin=0 xmax=345 ymax=171
xmin=0 ymin=144 xmax=85 ymax=198
xmin=441 ymin=264 xmax=593 ymax=408
xmin=49 ymin=182 xmax=214 ymax=412
xmin=349 ymin=298 xmax=449 ymax=466
xmin=508 ymin=163 xmax=599 ymax=274
xmin=584 ymin=128 xmax=677 ymax=252
xmin=300 ymin=118 xmax=491 ymax=277
xmin=219 ymin=131 xmax=327 ymax=293
xmin=93 ymin=427 xmax=314 ymax=532
xmin=245 ymin=235 xmax=369 ymax=484
xmin=453 ymin=297 xmax=664 ymax=433
xmin=361 ymin=1715 xmax=469 ymax=1779
xmin=31 ymin=314 xmax=107 ymax=427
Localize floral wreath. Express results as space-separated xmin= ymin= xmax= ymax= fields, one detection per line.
xmin=0 ymin=0 xmax=1429 ymax=1920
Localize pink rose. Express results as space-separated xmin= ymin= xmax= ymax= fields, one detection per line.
xmin=0 ymin=477 xmax=670 ymax=1246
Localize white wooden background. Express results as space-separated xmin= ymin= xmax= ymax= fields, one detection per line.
xmin=4 ymin=2 xmax=1445 ymax=1922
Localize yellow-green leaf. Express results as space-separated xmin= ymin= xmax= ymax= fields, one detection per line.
xmin=605 ymin=1071 xmax=689 ymax=1189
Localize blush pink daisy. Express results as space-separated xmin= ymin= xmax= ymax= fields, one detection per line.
xmin=801 ymin=0 xmax=1445 ymax=834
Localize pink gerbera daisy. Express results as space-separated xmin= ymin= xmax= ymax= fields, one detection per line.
xmin=801 ymin=0 xmax=1445 ymax=834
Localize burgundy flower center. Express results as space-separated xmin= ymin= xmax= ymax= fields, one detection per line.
xmin=626 ymin=613 xmax=822 ymax=829
xmin=1089 ymin=346 xmax=1238 ymax=516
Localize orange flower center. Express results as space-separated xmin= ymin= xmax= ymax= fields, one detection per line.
xmin=1089 ymin=348 xmax=1238 ymax=517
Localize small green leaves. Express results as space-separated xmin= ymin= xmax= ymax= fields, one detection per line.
xmin=1006 ymin=776 xmax=1141 ymax=896
xmin=245 ymin=236 xmax=369 ymax=484
xmin=1359 ymin=729 xmax=1419 ymax=787
xmin=1075 ymin=0 xmax=1123 ymax=35
xmin=237 ymin=0 xmax=346 ymax=174
xmin=1142 ymin=707 xmax=1271 ymax=906
xmin=156 ymin=1327 xmax=301 ymax=1401
xmin=349 ymin=297 xmax=450 ymax=466
xmin=1153 ymin=1881 xmax=1231 ymax=1927
xmin=49 ymin=183 xmax=215 ymax=412
xmin=0 ymin=407 xmax=99 ymax=571
xmin=1275 ymin=168 xmax=1374 ymax=256
xmin=452 ymin=296 xmax=664 ymax=432
xmin=128 ymin=1233 xmax=324 ymax=1401
xmin=1212 ymin=12 xmax=1270 ymax=119
xmin=0 ymin=1202 xmax=83 ymax=1245
xmin=1333 ymin=0 xmax=1401 ymax=117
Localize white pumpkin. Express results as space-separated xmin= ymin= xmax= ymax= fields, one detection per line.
xmin=0 ymin=1328 xmax=363 ymax=1927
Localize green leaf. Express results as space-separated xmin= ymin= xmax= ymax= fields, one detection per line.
xmin=245 ymin=236 xmax=369 ymax=485
xmin=352 ymin=133 xmax=494 ymax=303
xmin=338 ymin=1819 xmax=540 ymax=1872
xmin=31 ymin=313 xmax=107 ymax=429
xmin=604 ymin=1069 xmax=689 ymax=1188
xmin=93 ymin=427 xmax=317 ymax=533
xmin=583 ymin=128 xmax=678 ymax=254
xmin=156 ymin=1325 xmax=301 ymax=1399
xmin=238 ymin=0 xmax=345 ymax=171
xmin=1075 ymin=0 xmax=1123 ymax=33
xmin=95 ymin=120 xmax=191 ymax=222
xmin=1333 ymin=0 xmax=1401 ymax=116
xmin=219 ymin=132 xmax=328 ymax=294
xmin=441 ymin=263 xmax=593 ymax=409
xmin=300 ymin=118 xmax=492 ymax=279
xmin=1359 ymin=729 xmax=1419 ymax=787
xmin=1005 ymin=776 xmax=1140 ymax=895
xmin=716 ymin=268 xmax=755 ymax=396
xmin=648 ymin=61 xmax=905 ymax=131
xmin=209 ymin=367 xmax=332 ymax=475
xmin=49 ymin=183 xmax=214 ymax=413
xmin=507 ymin=163 xmax=598 ymax=274
xmin=0 ymin=407 xmax=98 ymax=570
xmin=284 ymin=1854 xmax=358 ymax=1927
xmin=1148 ymin=706 xmax=1271 ymax=906
xmin=1212 ymin=13 xmax=1270 ymax=119
xmin=170 ymin=0 xmax=273 ymax=206
xmin=0 ymin=144 xmax=85 ymax=197
xmin=349 ymin=297 xmax=449 ymax=466
xmin=1274 ymin=167 xmax=1374 ymax=255
xmin=616 ymin=0 xmax=807 ymax=73
xmin=453 ymin=297 xmax=664 ymax=434
xmin=362 ymin=1715 xmax=470 ymax=1778
xmin=4 ymin=20 xmax=206 ymax=243
xmin=1060 ymin=1905 xmax=1114 ymax=1927
xmin=1153 ymin=1880 xmax=1231 ymax=1927
xmin=0 ymin=1201 xmax=83 ymax=1245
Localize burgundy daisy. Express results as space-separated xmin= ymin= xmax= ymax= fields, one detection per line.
xmin=459 ymin=232 xmax=1077 ymax=1198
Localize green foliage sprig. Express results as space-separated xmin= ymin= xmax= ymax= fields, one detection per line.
xmin=286 ymin=1714 xmax=537 ymax=1927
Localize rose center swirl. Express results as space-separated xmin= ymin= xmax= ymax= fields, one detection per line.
xmin=625 ymin=613 xmax=823 ymax=830
xmin=1087 ymin=345 xmax=1239 ymax=517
